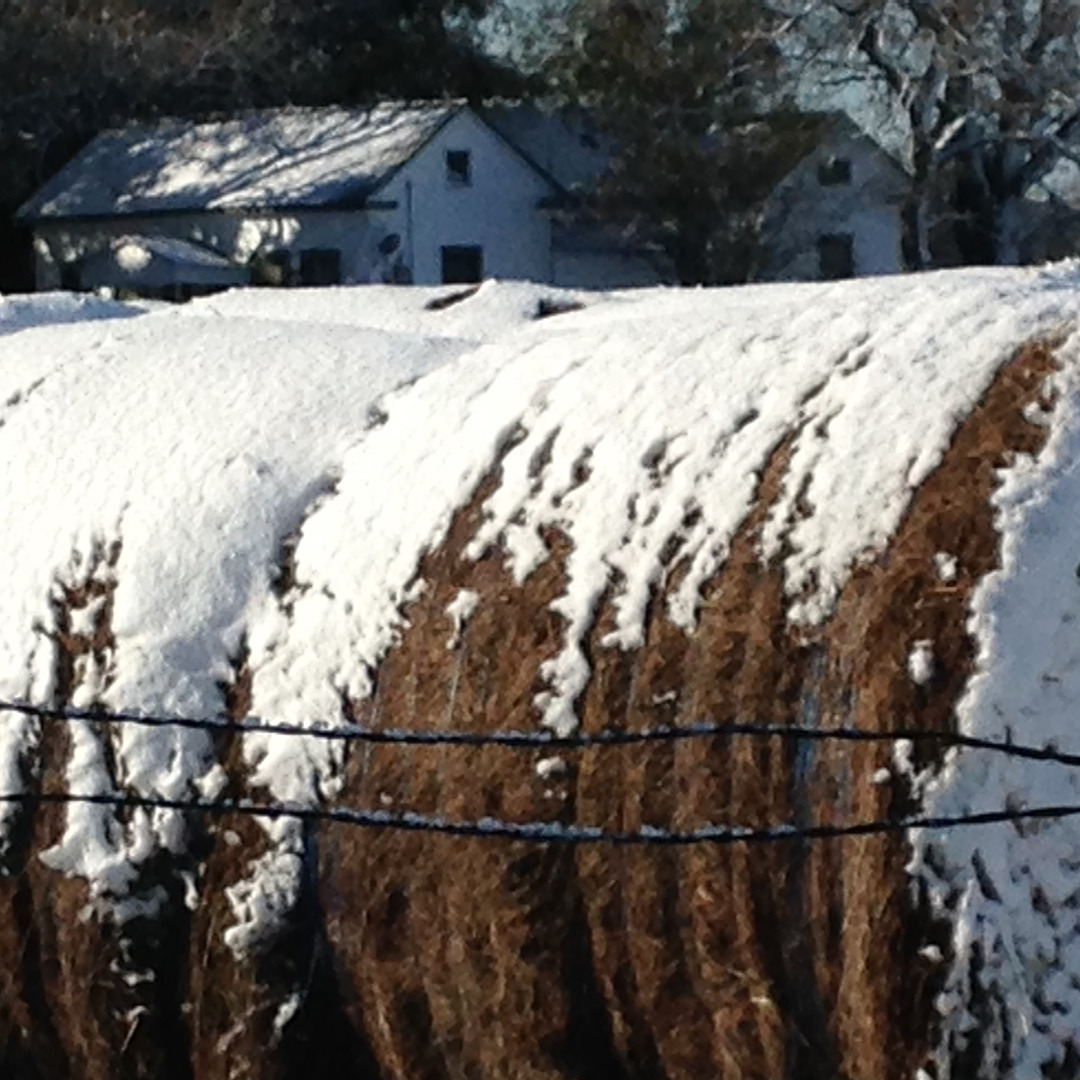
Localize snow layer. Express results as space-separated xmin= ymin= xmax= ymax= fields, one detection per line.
xmin=916 ymin=351 xmax=1080 ymax=1078
xmin=935 ymin=551 xmax=959 ymax=583
xmin=445 ymin=589 xmax=480 ymax=650
xmin=908 ymin=640 xmax=935 ymax=686
xmin=0 ymin=301 xmax=464 ymax=894
xmin=0 ymin=291 xmax=145 ymax=336
xmin=248 ymin=265 xmax=1080 ymax=750
xmin=186 ymin=279 xmax=602 ymax=344
xmin=5 ymin=269 xmax=1080 ymax=1074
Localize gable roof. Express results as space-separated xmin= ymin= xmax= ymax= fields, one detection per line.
xmin=797 ymin=112 xmax=911 ymax=176
xmin=18 ymin=101 xmax=470 ymax=222
xmin=481 ymin=103 xmax=614 ymax=193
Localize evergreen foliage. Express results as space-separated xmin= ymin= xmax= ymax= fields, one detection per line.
xmin=544 ymin=0 xmax=818 ymax=284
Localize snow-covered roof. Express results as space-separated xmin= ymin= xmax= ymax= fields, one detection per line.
xmin=481 ymin=102 xmax=613 ymax=192
xmin=108 ymin=235 xmax=240 ymax=269
xmin=17 ymin=102 xmax=466 ymax=221
xmin=783 ymin=110 xmax=910 ymax=177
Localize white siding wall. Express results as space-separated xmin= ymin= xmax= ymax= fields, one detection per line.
xmin=378 ymin=110 xmax=556 ymax=285
xmin=552 ymin=251 xmax=665 ymax=290
xmin=34 ymin=210 xmax=379 ymax=290
xmin=78 ymin=248 xmax=247 ymax=292
xmin=848 ymin=208 xmax=903 ymax=275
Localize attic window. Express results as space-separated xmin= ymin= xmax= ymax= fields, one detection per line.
xmin=818 ymin=155 xmax=852 ymax=186
xmin=446 ymin=149 xmax=471 ymax=186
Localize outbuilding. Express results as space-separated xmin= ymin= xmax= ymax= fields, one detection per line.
xmin=17 ymin=101 xmax=665 ymax=296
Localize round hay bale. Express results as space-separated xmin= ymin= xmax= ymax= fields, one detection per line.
xmin=0 ymin=271 xmax=1078 ymax=1079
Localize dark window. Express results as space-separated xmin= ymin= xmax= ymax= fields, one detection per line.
xmin=817 ymin=156 xmax=852 ymax=186
xmin=441 ymin=245 xmax=483 ymax=284
xmin=299 ymin=249 xmax=341 ymax=286
xmin=446 ymin=149 xmax=472 ymax=186
xmin=818 ymin=234 xmax=855 ymax=280
xmin=59 ymin=261 xmax=81 ymax=292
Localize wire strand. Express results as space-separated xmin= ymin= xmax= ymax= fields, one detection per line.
xmin=0 ymin=789 xmax=1075 ymax=845
xmin=1 ymin=699 xmax=1077 ymax=769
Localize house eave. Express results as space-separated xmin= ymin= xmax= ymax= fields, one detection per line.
xmin=21 ymin=199 xmax=398 ymax=227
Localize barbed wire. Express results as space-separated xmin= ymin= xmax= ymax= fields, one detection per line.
xmin=1 ymin=788 xmax=1077 ymax=846
xmin=4 ymin=700 xmax=1077 ymax=845
xmin=1 ymin=698 xmax=1078 ymax=770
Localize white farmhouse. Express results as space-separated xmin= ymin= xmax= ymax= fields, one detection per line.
xmin=758 ymin=117 xmax=910 ymax=282
xmin=17 ymin=101 xmax=665 ymax=298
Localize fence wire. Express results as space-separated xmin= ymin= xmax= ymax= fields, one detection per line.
xmin=1 ymin=699 xmax=1077 ymax=768
xmin=1 ymin=698 xmax=1075 ymax=845
xmin=1 ymin=789 xmax=1078 ymax=846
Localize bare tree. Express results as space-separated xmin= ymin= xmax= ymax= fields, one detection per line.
xmin=784 ymin=0 xmax=1080 ymax=267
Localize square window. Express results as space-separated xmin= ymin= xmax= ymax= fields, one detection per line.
xmin=446 ymin=149 xmax=471 ymax=186
xmin=441 ymin=245 xmax=483 ymax=284
xmin=817 ymin=156 xmax=852 ymax=186
xmin=298 ymin=249 xmax=341 ymax=286
xmin=818 ymin=234 xmax=854 ymax=280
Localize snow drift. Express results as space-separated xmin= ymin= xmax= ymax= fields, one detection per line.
xmin=1 ymin=269 xmax=1080 ymax=1080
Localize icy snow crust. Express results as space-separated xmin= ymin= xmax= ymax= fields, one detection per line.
xmin=185 ymin=280 xmax=597 ymax=343
xmin=4 ymin=269 xmax=1080 ymax=1069
xmin=0 ymin=291 xmax=145 ymax=336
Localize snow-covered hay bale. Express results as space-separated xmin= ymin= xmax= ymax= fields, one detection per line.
xmin=0 ymin=270 xmax=1079 ymax=1080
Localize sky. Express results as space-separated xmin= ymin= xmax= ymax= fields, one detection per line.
xmin=472 ymin=0 xmax=570 ymax=71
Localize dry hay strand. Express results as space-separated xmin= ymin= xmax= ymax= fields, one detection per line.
xmin=0 ymin=540 xmax=185 ymax=1080
xmin=182 ymin=654 xmax=286 ymax=1080
xmin=321 ymin=340 xmax=1058 ymax=1080
xmin=322 ymin=469 xmax=623 ymax=1080
xmin=185 ymin=649 xmax=373 ymax=1078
